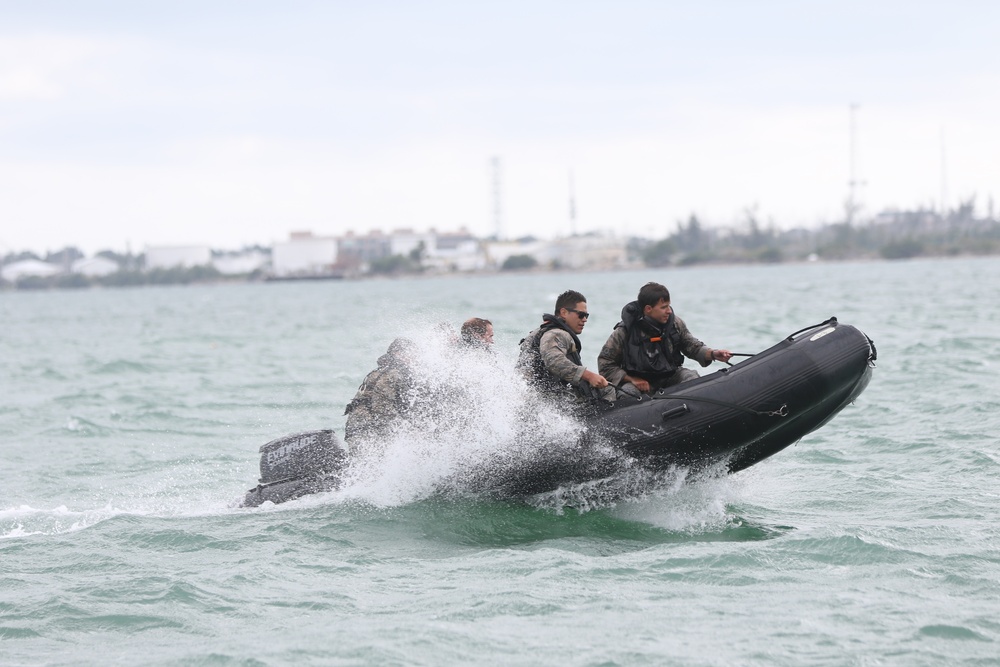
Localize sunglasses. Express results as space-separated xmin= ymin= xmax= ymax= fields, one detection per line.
xmin=567 ymin=309 xmax=590 ymax=320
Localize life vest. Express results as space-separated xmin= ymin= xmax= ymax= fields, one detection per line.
xmin=616 ymin=301 xmax=684 ymax=381
xmin=517 ymin=314 xmax=588 ymax=397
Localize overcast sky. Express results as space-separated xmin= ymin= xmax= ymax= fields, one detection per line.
xmin=2 ymin=1 xmax=999 ymax=255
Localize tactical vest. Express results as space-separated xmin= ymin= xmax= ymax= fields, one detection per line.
xmin=518 ymin=315 xmax=588 ymax=398
xmin=619 ymin=312 xmax=685 ymax=381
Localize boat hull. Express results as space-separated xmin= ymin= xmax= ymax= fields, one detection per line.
xmin=600 ymin=318 xmax=874 ymax=473
xmin=459 ymin=318 xmax=876 ymax=496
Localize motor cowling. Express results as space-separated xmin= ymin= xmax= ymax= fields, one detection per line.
xmin=258 ymin=430 xmax=346 ymax=483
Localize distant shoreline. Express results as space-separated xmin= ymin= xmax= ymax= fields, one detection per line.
xmin=3 ymin=252 xmax=998 ymax=294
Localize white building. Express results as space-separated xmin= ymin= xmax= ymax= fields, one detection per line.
xmin=388 ymin=229 xmax=435 ymax=259
xmin=71 ymin=256 xmax=120 ymax=277
xmin=338 ymin=230 xmax=391 ymax=263
xmin=1 ymin=259 xmax=62 ymax=282
xmin=482 ymin=240 xmax=550 ymax=269
xmin=423 ymin=229 xmax=487 ymax=272
xmin=482 ymin=234 xmax=630 ymax=271
xmin=145 ymin=245 xmax=212 ymax=270
xmin=544 ymin=234 xmax=630 ymax=270
xmin=271 ymin=232 xmax=338 ymax=277
xmin=212 ymin=251 xmax=270 ymax=276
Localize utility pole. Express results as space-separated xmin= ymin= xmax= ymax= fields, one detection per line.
xmin=490 ymin=156 xmax=503 ymax=240
xmin=568 ymin=169 xmax=577 ymax=236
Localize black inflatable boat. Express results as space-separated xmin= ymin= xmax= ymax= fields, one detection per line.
xmin=241 ymin=318 xmax=876 ymax=507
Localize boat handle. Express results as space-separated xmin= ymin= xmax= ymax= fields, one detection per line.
xmin=661 ymin=404 xmax=689 ymax=421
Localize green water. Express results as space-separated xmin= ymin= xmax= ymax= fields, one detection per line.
xmin=2 ymin=258 xmax=999 ymax=665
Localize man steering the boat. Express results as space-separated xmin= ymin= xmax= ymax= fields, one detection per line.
xmin=599 ymin=282 xmax=733 ymax=396
xmin=517 ymin=290 xmax=616 ymax=406
xmin=343 ymin=336 xmax=418 ymax=443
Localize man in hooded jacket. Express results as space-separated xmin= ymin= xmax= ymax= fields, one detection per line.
xmin=598 ymin=282 xmax=732 ymax=396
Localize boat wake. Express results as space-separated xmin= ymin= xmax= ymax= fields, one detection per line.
xmin=0 ymin=503 xmax=131 ymax=540
xmin=2 ymin=324 xmax=782 ymax=540
xmin=246 ymin=329 xmax=676 ymax=510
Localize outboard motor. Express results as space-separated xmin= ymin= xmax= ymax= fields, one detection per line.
xmin=241 ymin=430 xmax=348 ymax=507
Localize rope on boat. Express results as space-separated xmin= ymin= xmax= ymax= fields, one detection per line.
xmin=659 ymin=394 xmax=789 ymax=420
xmin=865 ymin=332 xmax=878 ymax=367
xmin=723 ymin=352 xmax=755 ymax=367
xmin=787 ymin=316 xmax=838 ymax=340
xmin=722 ymin=316 xmax=841 ymax=366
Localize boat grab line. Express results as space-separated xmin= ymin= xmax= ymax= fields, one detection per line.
xmin=658 ymin=394 xmax=789 ymax=418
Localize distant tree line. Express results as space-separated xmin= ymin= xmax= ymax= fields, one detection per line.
xmin=501 ymin=254 xmax=539 ymax=271
xmin=7 ymin=265 xmax=232 ymax=290
xmin=633 ymin=196 xmax=1000 ymax=267
xmin=0 ymin=245 xmax=266 ymax=290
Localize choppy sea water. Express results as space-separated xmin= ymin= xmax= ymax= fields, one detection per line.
xmin=2 ymin=258 xmax=998 ymax=666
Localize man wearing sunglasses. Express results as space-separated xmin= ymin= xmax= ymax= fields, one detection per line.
xmin=598 ymin=282 xmax=732 ymax=397
xmin=517 ymin=290 xmax=616 ymax=405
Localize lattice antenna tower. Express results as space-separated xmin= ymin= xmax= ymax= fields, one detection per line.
xmin=568 ymin=169 xmax=577 ymax=236
xmin=940 ymin=126 xmax=949 ymax=219
xmin=847 ymin=103 xmax=867 ymax=225
xmin=491 ymin=156 xmax=503 ymax=240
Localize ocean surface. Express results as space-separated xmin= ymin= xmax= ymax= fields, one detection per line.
xmin=2 ymin=258 xmax=998 ymax=666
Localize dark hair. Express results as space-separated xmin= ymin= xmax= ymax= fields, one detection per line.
xmin=460 ymin=317 xmax=492 ymax=344
xmin=555 ymin=290 xmax=586 ymax=314
xmin=637 ymin=282 xmax=670 ymax=309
